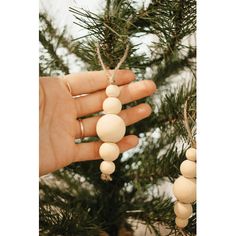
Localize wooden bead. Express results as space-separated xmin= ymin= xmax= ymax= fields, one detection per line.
xmin=173 ymin=176 xmax=196 ymax=203
xmin=174 ymin=201 xmax=193 ymax=219
xmin=96 ymin=114 xmax=126 ymax=142
xmin=106 ymin=85 xmax=120 ymax=97
xmin=186 ymin=147 xmax=196 ymax=161
xmin=99 ymin=143 xmax=120 ymax=161
xmin=100 ymin=161 xmax=115 ymax=175
xmin=180 ymin=160 xmax=196 ymax=178
xmin=175 ymin=217 xmax=188 ymax=228
xmin=103 ymin=97 xmax=122 ymax=114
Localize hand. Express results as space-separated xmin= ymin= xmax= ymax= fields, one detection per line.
xmin=39 ymin=70 xmax=156 ymax=176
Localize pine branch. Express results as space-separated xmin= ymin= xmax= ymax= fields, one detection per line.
xmin=69 ymin=4 xmax=148 ymax=72
xmin=156 ymin=81 xmax=196 ymax=142
xmin=39 ymin=30 xmax=69 ymax=75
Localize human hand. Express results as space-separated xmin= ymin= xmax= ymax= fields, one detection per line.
xmin=39 ymin=70 xmax=156 ymax=176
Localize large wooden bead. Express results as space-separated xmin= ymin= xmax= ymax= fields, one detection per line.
xmin=96 ymin=114 xmax=126 ymax=142
xmin=100 ymin=161 xmax=115 ymax=175
xmin=180 ymin=160 xmax=196 ymax=178
xmin=99 ymin=143 xmax=120 ymax=161
xmin=106 ymin=85 xmax=120 ymax=97
xmin=173 ymin=176 xmax=196 ymax=203
xmin=186 ymin=147 xmax=196 ymax=161
xmin=174 ymin=201 xmax=193 ymax=219
xmin=103 ymin=97 xmax=122 ymax=114
xmin=175 ymin=217 xmax=188 ymax=228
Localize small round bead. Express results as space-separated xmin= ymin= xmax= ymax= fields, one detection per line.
xmin=100 ymin=161 xmax=116 ymax=175
xmin=175 ymin=217 xmax=188 ymax=228
xmin=106 ymin=85 xmax=120 ymax=97
xmin=103 ymin=97 xmax=122 ymax=114
xmin=174 ymin=201 xmax=193 ymax=219
xmin=99 ymin=143 xmax=120 ymax=161
xmin=173 ymin=176 xmax=196 ymax=203
xmin=180 ymin=160 xmax=196 ymax=178
xmin=96 ymin=114 xmax=126 ymax=142
xmin=186 ymin=147 xmax=196 ymax=161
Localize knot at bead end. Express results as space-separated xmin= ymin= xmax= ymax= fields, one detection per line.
xmin=101 ymin=173 xmax=112 ymax=181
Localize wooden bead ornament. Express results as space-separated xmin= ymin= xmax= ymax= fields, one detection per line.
xmin=180 ymin=160 xmax=196 ymax=178
xmin=100 ymin=161 xmax=116 ymax=175
xmin=173 ymin=176 xmax=196 ymax=203
xmin=96 ymin=43 xmax=129 ymax=181
xmin=103 ymin=97 xmax=122 ymax=114
xmin=106 ymin=84 xmax=120 ymax=97
xmin=174 ymin=201 xmax=193 ymax=219
xmin=175 ymin=217 xmax=189 ymax=228
xmin=96 ymin=114 xmax=126 ymax=143
xmin=173 ymin=147 xmax=197 ymax=230
xmin=186 ymin=147 xmax=196 ymax=161
xmin=99 ymin=143 xmax=120 ymax=161
xmin=172 ymin=99 xmax=197 ymax=230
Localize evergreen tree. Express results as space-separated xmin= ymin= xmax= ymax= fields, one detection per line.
xmin=39 ymin=1 xmax=196 ymax=235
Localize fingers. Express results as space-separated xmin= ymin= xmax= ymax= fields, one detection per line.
xmin=75 ymin=80 xmax=156 ymax=117
xmin=64 ymin=70 xmax=135 ymax=96
xmin=73 ymin=135 xmax=139 ymax=162
xmin=75 ymin=103 xmax=152 ymax=138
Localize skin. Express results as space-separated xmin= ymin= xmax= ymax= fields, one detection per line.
xmin=39 ymin=70 xmax=157 ymax=176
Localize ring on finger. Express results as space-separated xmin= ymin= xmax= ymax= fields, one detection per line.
xmin=78 ymin=118 xmax=85 ymax=139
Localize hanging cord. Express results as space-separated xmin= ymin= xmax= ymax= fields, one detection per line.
xmin=176 ymin=99 xmax=195 ymax=235
xmin=183 ymin=98 xmax=196 ymax=148
xmin=179 ymin=228 xmax=187 ymax=236
xmin=96 ymin=43 xmax=129 ymax=181
xmin=96 ymin=43 xmax=129 ymax=84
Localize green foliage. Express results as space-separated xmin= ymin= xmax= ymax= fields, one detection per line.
xmin=39 ymin=0 xmax=196 ymax=235
xmin=69 ymin=2 xmax=148 ymax=73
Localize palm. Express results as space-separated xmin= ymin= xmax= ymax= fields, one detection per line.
xmin=40 ymin=78 xmax=77 ymax=175
xmin=39 ymin=70 xmax=156 ymax=176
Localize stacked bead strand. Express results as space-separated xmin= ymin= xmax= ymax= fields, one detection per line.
xmin=96 ymin=84 xmax=126 ymax=181
xmin=95 ymin=43 xmax=129 ymax=181
xmin=173 ymin=147 xmax=196 ymax=228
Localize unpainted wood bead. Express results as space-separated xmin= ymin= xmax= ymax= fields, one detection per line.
xmin=174 ymin=201 xmax=193 ymax=219
xmin=106 ymin=84 xmax=120 ymax=97
xmin=99 ymin=142 xmax=120 ymax=161
xmin=186 ymin=147 xmax=196 ymax=161
xmin=96 ymin=114 xmax=126 ymax=142
xmin=173 ymin=176 xmax=196 ymax=203
xmin=103 ymin=97 xmax=122 ymax=114
xmin=175 ymin=217 xmax=188 ymax=228
xmin=100 ymin=161 xmax=116 ymax=175
xmin=180 ymin=160 xmax=196 ymax=178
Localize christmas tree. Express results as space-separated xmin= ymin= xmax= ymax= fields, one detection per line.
xmin=39 ymin=0 xmax=196 ymax=235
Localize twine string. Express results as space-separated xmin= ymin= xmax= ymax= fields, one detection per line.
xmin=183 ymin=98 xmax=196 ymax=148
xmin=179 ymin=228 xmax=187 ymax=236
xmin=96 ymin=43 xmax=129 ymax=84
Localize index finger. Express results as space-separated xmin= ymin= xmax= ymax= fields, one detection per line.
xmin=64 ymin=69 xmax=135 ymax=96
